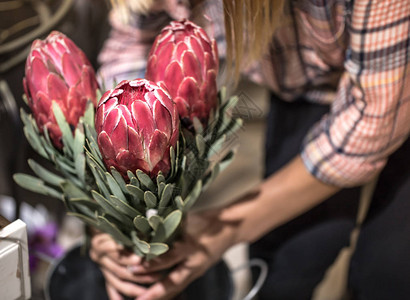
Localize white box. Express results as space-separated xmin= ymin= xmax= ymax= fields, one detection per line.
xmin=0 ymin=219 xmax=31 ymax=300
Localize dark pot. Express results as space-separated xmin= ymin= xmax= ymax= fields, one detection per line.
xmin=46 ymin=244 xmax=233 ymax=300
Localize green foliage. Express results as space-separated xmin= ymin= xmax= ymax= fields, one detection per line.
xmin=14 ymin=88 xmax=241 ymax=260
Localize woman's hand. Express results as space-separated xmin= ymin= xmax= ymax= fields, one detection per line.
xmin=134 ymin=210 xmax=239 ymax=300
xmin=89 ymin=232 xmax=163 ymax=299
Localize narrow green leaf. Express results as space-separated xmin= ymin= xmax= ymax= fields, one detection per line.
xmin=148 ymin=243 xmax=169 ymax=256
xmin=106 ymin=172 xmax=126 ymax=201
xmin=183 ymin=180 xmax=202 ymax=211
xmin=148 ymin=215 xmax=162 ymax=231
xmin=174 ymin=195 xmax=184 ymax=211
xmin=69 ymin=197 xmax=100 ymax=211
xmin=164 ymin=210 xmax=182 ymax=240
xmin=92 ymin=191 xmax=124 ymax=222
xmin=23 ymin=126 xmax=48 ymax=158
xmin=169 ymin=146 xmax=176 ymax=177
xmin=110 ymin=195 xmax=142 ymax=218
xmin=13 ymin=174 xmax=63 ymax=199
xmin=192 ymin=117 xmax=203 ymax=134
xmin=144 ymin=191 xmax=157 ymax=209
xmin=127 ymin=171 xmax=138 ymax=187
xmin=151 ymin=222 xmax=166 ymax=243
xmin=82 ymin=101 xmax=95 ymax=127
xmin=136 ymin=170 xmax=155 ymax=190
xmin=157 ymin=182 xmax=166 ymax=200
xmin=67 ymin=212 xmax=98 ymax=227
xmin=159 ymin=184 xmax=173 ymax=209
xmin=156 ymin=172 xmax=166 ymax=186
xmin=52 ymin=102 xmax=74 ymax=153
xmin=196 ymin=135 xmax=206 ymax=157
xmin=130 ymin=231 xmax=150 ymax=254
xmin=28 ymin=159 xmax=64 ymax=186
xmin=110 ymin=167 xmax=129 ymax=195
xmin=75 ymin=153 xmax=86 ymax=184
xmin=133 ymin=216 xmax=151 ymax=236
xmin=73 ymin=127 xmax=85 ymax=156
xmin=60 ymin=181 xmax=89 ymax=199
xmin=126 ymin=184 xmax=145 ymax=207
xmin=98 ymin=216 xmax=134 ymax=247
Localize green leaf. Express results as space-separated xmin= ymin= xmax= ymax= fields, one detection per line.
xmin=151 ymin=222 xmax=166 ymax=243
xmin=148 ymin=215 xmax=162 ymax=231
xmin=130 ymin=231 xmax=150 ymax=254
xmin=104 ymin=172 xmax=126 ymax=202
xmin=158 ymin=182 xmax=166 ymax=199
xmin=67 ymin=212 xmax=98 ymax=227
xmin=87 ymin=157 xmax=110 ymax=199
xmin=69 ymin=197 xmax=100 ymax=211
xmin=126 ymin=184 xmax=145 ymax=207
xmin=174 ymin=195 xmax=184 ymax=211
xmin=197 ymin=135 xmax=208 ymax=157
xmin=133 ymin=216 xmax=151 ymax=236
xmin=13 ymin=174 xmax=62 ymax=199
xmin=110 ymin=194 xmax=142 ymax=217
xmin=169 ymin=146 xmax=176 ymax=178
xmin=73 ymin=127 xmax=85 ymax=156
xmin=158 ymin=184 xmax=174 ymax=212
xmin=23 ymin=126 xmax=48 ymax=159
xmin=144 ymin=191 xmax=157 ymax=209
xmin=183 ymin=180 xmax=202 ymax=211
xmin=52 ymin=102 xmax=74 ymax=153
xmin=192 ymin=117 xmax=203 ymax=135
xmin=68 ymin=198 xmax=99 ymax=218
xmin=127 ymin=171 xmax=139 ymax=187
xmin=97 ymin=216 xmax=134 ymax=247
xmin=147 ymin=243 xmax=169 ymax=256
xmin=219 ymin=151 xmax=235 ymax=172
xmin=82 ymin=101 xmax=95 ymax=127
xmin=156 ymin=172 xmax=165 ymax=186
xmin=110 ymin=167 xmax=129 ymax=195
xmin=136 ymin=170 xmax=155 ymax=190
xmin=28 ymin=159 xmax=64 ymax=187
xmin=91 ymin=191 xmax=124 ymax=222
xmin=60 ymin=181 xmax=89 ymax=199
xmin=164 ymin=210 xmax=182 ymax=240
xmin=75 ymin=153 xmax=86 ymax=185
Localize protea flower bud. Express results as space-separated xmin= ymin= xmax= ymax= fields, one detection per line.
xmin=23 ymin=31 xmax=99 ymax=149
xmin=95 ymin=79 xmax=179 ymax=178
xmin=145 ymin=19 xmax=218 ymax=127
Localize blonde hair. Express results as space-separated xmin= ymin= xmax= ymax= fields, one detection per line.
xmin=110 ymin=0 xmax=285 ymax=80
xmin=223 ymin=0 xmax=285 ymax=81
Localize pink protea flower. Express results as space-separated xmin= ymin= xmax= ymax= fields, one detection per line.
xmin=145 ymin=19 xmax=218 ymax=127
xmin=95 ymin=79 xmax=180 ymax=178
xmin=23 ymin=31 xmax=99 ymax=149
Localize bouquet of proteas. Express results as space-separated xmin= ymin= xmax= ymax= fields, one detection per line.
xmin=14 ymin=20 xmax=241 ymax=259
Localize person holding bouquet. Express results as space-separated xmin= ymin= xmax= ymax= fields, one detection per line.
xmin=90 ymin=0 xmax=410 ymax=299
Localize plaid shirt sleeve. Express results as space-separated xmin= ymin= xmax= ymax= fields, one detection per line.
xmin=301 ymin=0 xmax=410 ymax=187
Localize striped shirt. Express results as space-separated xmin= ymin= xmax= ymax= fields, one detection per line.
xmin=98 ymin=0 xmax=410 ymax=187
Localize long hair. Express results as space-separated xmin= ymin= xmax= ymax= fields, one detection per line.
xmin=110 ymin=0 xmax=285 ymax=81
xmin=223 ymin=0 xmax=285 ymax=81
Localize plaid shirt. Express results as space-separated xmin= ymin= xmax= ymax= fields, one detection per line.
xmin=98 ymin=0 xmax=410 ymax=187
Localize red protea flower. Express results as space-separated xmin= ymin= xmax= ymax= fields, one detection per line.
xmin=145 ymin=19 xmax=218 ymax=127
xmin=95 ymin=79 xmax=179 ymax=178
xmin=23 ymin=31 xmax=99 ymax=149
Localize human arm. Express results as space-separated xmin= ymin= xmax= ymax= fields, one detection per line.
xmin=135 ymin=155 xmax=339 ymax=300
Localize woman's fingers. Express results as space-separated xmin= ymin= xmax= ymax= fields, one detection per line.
xmin=101 ymin=268 xmax=148 ymax=298
xmin=97 ymin=255 xmax=161 ymax=283
xmin=106 ymin=282 xmax=124 ymax=300
xmin=138 ymin=261 xmax=206 ymax=300
xmin=90 ymin=233 xmax=141 ymax=266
